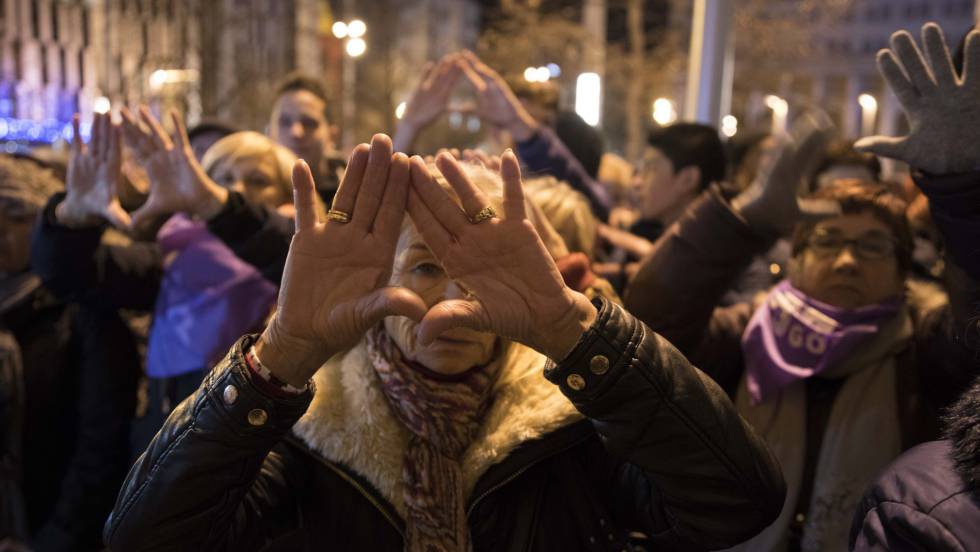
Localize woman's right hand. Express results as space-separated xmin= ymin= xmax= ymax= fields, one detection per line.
xmin=256 ymin=135 xmax=428 ymax=387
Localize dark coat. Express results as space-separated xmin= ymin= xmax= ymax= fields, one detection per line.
xmin=104 ymin=299 xmax=786 ymax=552
xmin=0 ymin=273 xmax=140 ymax=551
xmin=850 ymin=375 xmax=980 ymax=551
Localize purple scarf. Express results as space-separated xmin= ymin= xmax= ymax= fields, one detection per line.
xmin=146 ymin=214 xmax=277 ymax=378
xmin=741 ymin=280 xmax=902 ymax=405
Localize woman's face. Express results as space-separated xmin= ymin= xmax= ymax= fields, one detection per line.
xmin=385 ymin=224 xmax=498 ymax=375
xmin=210 ymin=152 xmax=289 ymax=209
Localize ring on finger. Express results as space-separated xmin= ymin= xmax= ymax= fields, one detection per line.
xmin=469 ymin=205 xmax=497 ymax=224
xmin=326 ymin=209 xmax=352 ymax=224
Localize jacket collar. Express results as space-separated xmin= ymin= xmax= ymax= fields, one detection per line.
xmin=944 ymin=374 xmax=980 ymax=498
xmin=291 ymin=339 xmax=584 ymax=518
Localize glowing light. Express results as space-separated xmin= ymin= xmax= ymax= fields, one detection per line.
xmin=535 ymin=67 xmax=550 ymax=82
xmin=858 ymin=93 xmax=877 ymax=110
xmin=721 ymin=115 xmax=738 ymax=138
xmin=466 ymin=115 xmax=481 ymax=133
xmin=332 ymin=21 xmax=348 ymax=38
xmin=651 ymin=98 xmax=676 ymax=126
xmin=395 ymin=101 xmax=406 ymax=119
xmin=346 ymin=37 xmax=366 ymax=57
xmin=150 ymin=69 xmax=168 ymax=90
xmin=93 ymin=96 xmax=111 ymax=114
xmin=347 ymin=19 xmax=366 ymax=38
xmin=448 ymin=111 xmax=463 ymax=129
xmin=524 ymin=67 xmax=539 ymax=82
xmin=764 ymin=95 xmax=788 ymax=134
xmin=547 ymin=63 xmax=561 ymax=78
xmin=575 ymin=72 xmax=601 ymax=126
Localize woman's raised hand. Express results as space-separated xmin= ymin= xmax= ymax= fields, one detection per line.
xmin=57 ymin=113 xmax=131 ymax=229
xmin=256 ymin=135 xmax=428 ymax=386
xmin=407 ymin=151 xmax=596 ymax=361
xmin=119 ymin=106 xmax=228 ymax=229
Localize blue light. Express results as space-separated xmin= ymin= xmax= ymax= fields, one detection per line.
xmin=0 ymin=116 xmax=80 ymax=144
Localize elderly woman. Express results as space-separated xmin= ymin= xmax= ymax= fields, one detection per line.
xmin=103 ymin=134 xmax=784 ymax=551
xmin=624 ymin=24 xmax=980 ymax=551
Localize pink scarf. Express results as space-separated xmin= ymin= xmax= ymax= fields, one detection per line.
xmin=367 ymin=326 xmax=497 ymax=551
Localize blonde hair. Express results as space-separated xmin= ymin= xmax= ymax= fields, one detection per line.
xmin=201 ymin=131 xmax=295 ymax=205
xmin=523 ymin=176 xmax=597 ymax=260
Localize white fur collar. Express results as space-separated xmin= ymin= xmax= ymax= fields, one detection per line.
xmin=290 ymin=339 xmax=583 ymax=518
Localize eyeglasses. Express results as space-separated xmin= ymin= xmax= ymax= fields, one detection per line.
xmin=806 ymin=231 xmax=897 ymax=260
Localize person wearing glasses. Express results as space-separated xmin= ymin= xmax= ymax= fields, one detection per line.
xmin=624 ymin=23 xmax=980 ymax=551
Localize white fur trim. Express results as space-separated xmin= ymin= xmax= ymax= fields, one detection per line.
xmin=291 ymin=340 xmax=583 ymax=518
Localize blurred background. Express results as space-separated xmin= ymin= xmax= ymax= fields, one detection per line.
xmin=1 ymin=0 xmax=976 ymax=162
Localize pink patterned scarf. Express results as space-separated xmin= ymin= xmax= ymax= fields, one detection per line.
xmin=367 ymin=325 xmax=497 ymax=552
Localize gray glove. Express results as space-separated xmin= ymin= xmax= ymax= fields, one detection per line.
xmin=855 ymin=23 xmax=980 ymax=175
xmin=731 ymin=112 xmax=840 ymax=235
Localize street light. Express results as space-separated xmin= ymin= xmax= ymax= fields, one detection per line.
xmin=721 ymin=115 xmax=738 ymax=137
xmin=347 ymin=19 xmax=366 ymax=38
xmin=652 ymin=98 xmax=676 ymax=126
xmin=764 ymin=94 xmax=788 ymax=134
xmin=575 ymin=73 xmax=601 ymax=126
xmin=335 ymin=18 xmax=368 ymax=150
xmin=858 ymin=93 xmax=877 ymax=136
xmin=331 ymin=21 xmax=348 ymax=39
xmin=93 ymin=96 xmax=111 ymax=114
xmin=346 ymin=37 xmax=366 ymax=57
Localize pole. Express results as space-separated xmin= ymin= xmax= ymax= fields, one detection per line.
xmin=684 ymin=0 xmax=734 ymax=127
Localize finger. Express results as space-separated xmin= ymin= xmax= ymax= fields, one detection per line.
xmin=107 ymin=120 xmax=122 ymax=171
xmin=91 ymin=112 xmax=105 ymax=161
xmin=853 ymin=135 xmax=910 ymax=160
xmin=139 ymin=106 xmax=173 ymax=150
xmin=103 ymin=201 xmax=132 ymax=230
xmin=129 ymin=199 xmax=166 ymax=231
xmin=372 ymin=152 xmax=410 ymax=239
xmin=291 ymin=160 xmax=318 ymax=231
xmin=417 ymin=299 xmax=488 ymax=345
xmin=890 ymin=30 xmax=936 ymax=95
xmin=331 ymin=143 xmax=371 ymax=214
xmin=876 ymin=49 xmax=919 ymax=109
xmin=351 ymin=134 xmax=394 ymax=232
xmin=921 ymin=23 xmax=956 ymax=88
xmin=118 ymin=107 xmax=145 ymax=150
xmin=499 ymin=150 xmax=526 ymax=221
xmin=962 ymin=31 xmax=980 ymax=90
xmin=361 ymin=287 xmax=428 ymax=328
xmin=170 ymin=110 xmax=191 ymax=152
xmin=435 ymin=152 xmax=492 ymax=220
xmin=418 ymin=61 xmax=436 ymax=90
xmin=70 ymin=114 xmax=83 ymax=155
xmin=457 ymin=56 xmax=487 ymax=93
xmin=409 ymin=155 xmax=468 ymax=237
xmin=407 ymin=187 xmax=453 ymax=257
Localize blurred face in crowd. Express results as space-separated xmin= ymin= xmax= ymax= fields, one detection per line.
xmin=792 ymin=212 xmax=904 ymax=309
xmin=270 ymin=90 xmax=332 ymax=165
xmin=209 ymin=152 xmax=290 ymax=209
xmin=634 ymin=146 xmax=700 ymax=223
xmin=0 ymin=212 xmax=34 ymax=273
xmin=385 ymin=223 xmax=497 ymax=375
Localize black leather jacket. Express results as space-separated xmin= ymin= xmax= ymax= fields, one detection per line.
xmin=104 ymin=299 xmax=785 ymax=551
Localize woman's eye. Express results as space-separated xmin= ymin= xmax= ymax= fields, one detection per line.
xmin=411 ymin=263 xmax=443 ymax=277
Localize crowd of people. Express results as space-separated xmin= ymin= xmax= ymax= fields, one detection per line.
xmin=0 ymin=19 xmax=978 ymax=552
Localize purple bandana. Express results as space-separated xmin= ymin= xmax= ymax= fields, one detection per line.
xmin=741 ymin=280 xmax=902 ymax=405
xmin=146 ymin=214 xmax=277 ymax=378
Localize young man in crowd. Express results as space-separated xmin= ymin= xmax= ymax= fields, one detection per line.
xmin=268 ymin=73 xmax=346 ymax=206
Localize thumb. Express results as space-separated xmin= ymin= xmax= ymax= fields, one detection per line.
xmin=854 ymin=135 xmax=908 ymax=160
xmin=103 ymin=202 xmax=133 ymax=230
xmin=417 ymin=299 xmax=489 ymax=345
xmin=360 ymin=287 xmax=428 ymax=328
xmin=129 ymin=199 xmax=167 ymax=233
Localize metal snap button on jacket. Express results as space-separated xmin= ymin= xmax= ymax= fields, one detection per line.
xmin=247 ymin=408 xmax=269 ymax=426
xmin=589 ymin=355 xmax=609 ymax=375
xmin=566 ymin=373 xmax=586 ymax=391
xmin=223 ymin=385 xmax=239 ymax=405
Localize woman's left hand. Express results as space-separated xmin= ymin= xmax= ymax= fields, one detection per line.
xmin=407 ymin=151 xmax=596 ymax=361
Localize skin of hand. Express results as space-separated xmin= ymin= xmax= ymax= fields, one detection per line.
xmin=392 ymin=54 xmax=463 ymax=152
xmin=730 ymin=112 xmax=841 ymax=235
xmin=405 ymin=150 xmax=596 ymax=361
xmin=255 ymin=135 xmax=428 ymax=387
xmin=118 ymin=106 xmax=228 ymax=230
xmin=55 ymin=112 xmax=132 ymax=229
xmin=456 ymin=51 xmax=540 ymax=142
xmin=856 ymin=24 xmax=980 ymax=175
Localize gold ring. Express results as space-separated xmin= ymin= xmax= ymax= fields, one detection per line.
xmin=469 ymin=206 xmax=497 ymax=224
xmin=326 ymin=209 xmax=351 ymax=224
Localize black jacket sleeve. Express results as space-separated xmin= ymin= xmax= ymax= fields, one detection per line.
xmin=30 ymin=306 xmax=140 ymax=551
xmin=30 ymin=193 xmax=163 ymax=311
xmin=205 ymin=191 xmax=294 ymax=284
xmin=544 ymin=298 xmax=786 ymax=551
xmin=103 ymin=336 xmax=313 ymax=551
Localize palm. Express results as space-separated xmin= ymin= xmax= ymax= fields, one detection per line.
xmin=60 ymin=113 xmax=130 ymax=228
xmin=856 ymin=24 xmax=980 ymax=174
xmin=402 ymin=55 xmax=460 ymax=128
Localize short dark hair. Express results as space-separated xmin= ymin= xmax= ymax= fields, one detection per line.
xmin=555 ymin=111 xmax=604 ymax=179
xmin=187 ymin=119 xmax=239 ymax=143
xmin=274 ymin=72 xmax=329 ymax=105
xmin=791 ymin=181 xmax=913 ymax=273
xmin=646 ymin=123 xmax=726 ymax=190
